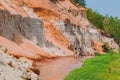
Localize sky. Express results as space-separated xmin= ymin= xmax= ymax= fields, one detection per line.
xmin=86 ymin=0 xmax=120 ymax=18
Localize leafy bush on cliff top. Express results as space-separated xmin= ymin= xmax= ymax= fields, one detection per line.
xmin=86 ymin=8 xmax=120 ymax=46
xmin=72 ymin=0 xmax=86 ymax=7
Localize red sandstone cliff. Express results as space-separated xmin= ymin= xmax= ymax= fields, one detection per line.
xmin=0 ymin=0 xmax=118 ymax=60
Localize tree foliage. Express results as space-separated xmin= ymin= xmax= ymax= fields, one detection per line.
xmin=73 ymin=0 xmax=86 ymax=7
xmin=86 ymin=8 xmax=120 ymax=45
xmin=86 ymin=9 xmax=105 ymax=29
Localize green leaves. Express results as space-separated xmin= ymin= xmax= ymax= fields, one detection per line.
xmin=73 ymin=0 xmax=86 ymax=7
xmin=86 ymin=8 xmax=105 ymax=29
xmin=86 ymin=8 xmax=120 ymax=45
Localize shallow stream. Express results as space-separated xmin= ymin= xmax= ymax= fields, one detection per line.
xmin=35 ymin=57 xmax=91 ymax=80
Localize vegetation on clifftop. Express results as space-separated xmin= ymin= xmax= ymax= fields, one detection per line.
xmin=65 ymin=8 xmax=120 ymax=80
xmin=86 ymin=8 xmax=120 ymax=45
xmin=72 ymin=0 xmax=86 ymax=7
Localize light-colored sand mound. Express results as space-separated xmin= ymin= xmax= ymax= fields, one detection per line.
xmin=0 ymin=47 xmax=40 ymax=80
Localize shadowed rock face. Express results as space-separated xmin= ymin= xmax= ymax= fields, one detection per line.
xmin=0 ymin=9 xmax=45 ymax=47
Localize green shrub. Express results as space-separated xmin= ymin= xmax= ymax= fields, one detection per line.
xmin=86 ymin=8 xmax=120 ymax=46
xmin=94 ymin=52 xmax=102 ymax=56
xmin=72 ymin=0 xmax=86 ymax=7
xmin=86 ymin=8 xmax=105 ymax=29
xmin=103 ymin=43 xmax=111 ymax=52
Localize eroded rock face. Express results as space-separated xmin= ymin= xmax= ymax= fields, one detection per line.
xmin=0 ymin=9 xmax=73 ymax=57
xmin=54 ymin=20 xmax=119 ymax=55
xmin=0 ymin=0 xmax=119 ymax=57
xmin=0 ymin=47 xmax=40 ymax=80
xmin=0 ymin=9 xmax=45 ymax=47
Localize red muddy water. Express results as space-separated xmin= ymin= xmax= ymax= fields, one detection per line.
xmin=34 ymin=57 xmax=91 ymax=80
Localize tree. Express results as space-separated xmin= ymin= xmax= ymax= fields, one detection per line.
xmin=86 ymin=8 xmax=120 ymax=45
xmin=73 ymin=0 xmax=86 ymax=7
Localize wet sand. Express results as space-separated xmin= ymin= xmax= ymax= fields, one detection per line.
xmin=35 ymin=56 xmax=91 ymax=80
